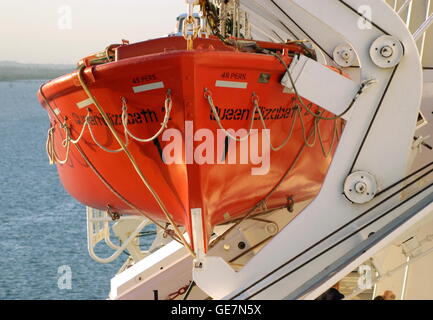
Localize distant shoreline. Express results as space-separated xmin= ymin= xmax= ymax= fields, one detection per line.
xmin=0 ymin=61 xmax=74 ymax=82
xmin=0 ymin=79 xmax=52 ymax=82
xmin=0 ymin=77 xmax=66 ymax=82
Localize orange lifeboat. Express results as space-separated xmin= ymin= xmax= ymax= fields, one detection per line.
xmin=38 ymin=36 xmax=342 ymax=253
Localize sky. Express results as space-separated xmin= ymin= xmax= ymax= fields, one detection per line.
xmin=0 ymin=0 xmax=187 ymax=64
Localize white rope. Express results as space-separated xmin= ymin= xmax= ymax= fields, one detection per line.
xmin=69 ymin=116 xmax=89 ymax=145
xmin=205 ymin=89 xmax=259 ymax=142
xmin=86 ymin=119 xmax=128 ymax=153
xmin=252 ymin=98 xmax=303 ymax=152
xmin=46 ymin=126 xmax=56 ymax=164
xmin=47 ymin=91 xmax=173 ymax=162
xmin=46 ymin=123 xmax=71 ymax=165
xmin=297 ymin=106 xmax=318 ymax=148
xmin=121 ymin=93 xmax=173 ymax=143
xmin=207 ymin=90 xmax=317 ymax=151
xmin=206 ymin=90 xmax=340 ymax=157
xmin=69 ymin=111 xmax=128 ymax=154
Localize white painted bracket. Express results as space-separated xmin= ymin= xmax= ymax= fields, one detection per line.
xmin=191 ymin=208 xmax=206 ymax=267
xmin=281 ymin=55 xmax=359 ymax=120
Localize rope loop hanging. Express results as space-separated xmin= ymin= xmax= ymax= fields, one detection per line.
xmin=46 ymin=122 xmax=71 ymax=165
xmin=204 ymin=88 xmax=259 ymax=142
xmin=205 ymin=90 xmax=340 ymax=157
xmin=121 ymin=91 xmax=173 ymax=143
xmin=45 ymin=87 xmax=175 ymax=165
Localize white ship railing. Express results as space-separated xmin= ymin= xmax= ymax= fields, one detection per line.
xmin=87 ymin=207 xmax=156 ymax=264
xmin=393 ymin=0 xmax=433 ymax=60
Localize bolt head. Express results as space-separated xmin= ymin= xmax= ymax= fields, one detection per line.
xmin=355 ymin=182 xmax=367 ymax=194
xmin=380 ymin=46 xmax=393 ymax=58
xmin=341 ymin=50 xmax=351 ymax=60
xmin=266 ymin=224 xmax=278 ymax=235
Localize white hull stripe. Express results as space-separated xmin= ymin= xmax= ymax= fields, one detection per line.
xmin=215 ymin=80 xmax=248 ymax=89
xmin=53 ymin=108 xmax=61 ymax=115
xmin=133 ymin=81 xmax=165 ymax=93
xmin=76 ymin=98 xmax=95 ymax=109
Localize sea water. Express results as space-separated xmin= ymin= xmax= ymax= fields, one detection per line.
xmin=0 ymin=80 xmax=127 ymax=299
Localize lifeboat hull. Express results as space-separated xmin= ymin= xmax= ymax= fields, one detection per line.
xmin=38 ymin=37 xmax=341 ymax=250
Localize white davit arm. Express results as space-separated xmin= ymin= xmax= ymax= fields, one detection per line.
xmin=194 ymin=0 xmax=425 ymax=300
